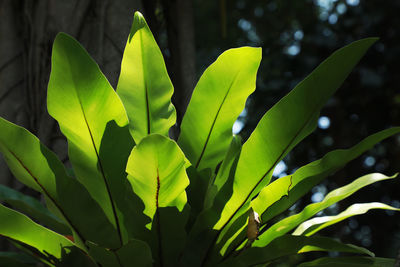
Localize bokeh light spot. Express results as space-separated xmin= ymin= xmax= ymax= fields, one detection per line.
xmin=318 ymin=116 xmax=331 ymax=129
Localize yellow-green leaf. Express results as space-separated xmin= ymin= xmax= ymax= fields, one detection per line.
xmin=117 ymin=11 xmax=176 ymax=143
xmin=179 ymin=47 xmax=261 ymax=171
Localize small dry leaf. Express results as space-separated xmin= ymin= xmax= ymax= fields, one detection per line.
xmin=246 ymin=208 xmax=261 ymax=242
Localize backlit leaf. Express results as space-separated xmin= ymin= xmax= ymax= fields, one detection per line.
xmin=117 ymin=11 xmax=176 ymax=143
xmin=179 ymin=47 xmax=261 ymax=171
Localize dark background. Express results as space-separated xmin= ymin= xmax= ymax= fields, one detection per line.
xmin=0 ymin=0 xmax=399 ymax=261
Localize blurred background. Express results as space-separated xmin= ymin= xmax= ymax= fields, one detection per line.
xmin=0 ymin=0 xmax=399 ymax=261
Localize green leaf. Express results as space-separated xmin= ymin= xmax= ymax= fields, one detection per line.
xmin=5 ymin=239 xmax=56 ymax=266
xmin=151 ymin=207 xmax=190 ymax=267
xmin=254 ymin=173 xmax=396 ymax=247
xmin=0 ymin=204 xmax=75 ymax=260
xmin=55 ymin=246 xmax=98 ymax=267
xmin=117 ymin=11 xmax=176 ymax=143
xmin=197 ymin=135 xmax=243 ymax=212
xmin=252 ymin=127 xmax=400 ymax=224
xmin=116 ymin=239 xmax=153 ymax=267
xmin=88 ymin=239 xmax=153 ymax=267
xmin=178 ymin=47 xmax=261 ymax=171
xmin=126 ymin=134 xmax=189 ymax=265
xmin=0 ymin=117 xmax=120 ymax=249
xmin=0 ymin=252 xmax=37 ymax=267
xmin=126 ymin=134 xmax=189 ymax=220
xmin=0 ymin=184 xmax=70 ymax=234
xmin=293 ymin=202 xmax=400 ymax=236
xmin=209 ymin=135 xmax=243 ymax=206
xmin=220 ymin=235 xmax=373 ymax=267
xmin=186 ymin=167 xmax=212 ymax=226
xmin=47 ymin=32 xmax=136 ymax=245
xmin=298 ymin=256 xmax=396 ymax=267
xmin=215 ymin=38 xmax=378 ymax=232
xmin=203 ymin=38 xmax=379 ymax=262
xmin=181 ymin=136 xmax=242 ymax=267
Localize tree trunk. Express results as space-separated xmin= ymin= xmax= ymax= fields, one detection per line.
xmin=162 ymin=0 xmax=196 ymax=131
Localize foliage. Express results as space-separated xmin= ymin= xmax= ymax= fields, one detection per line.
xmin=193 ymin=1 xmax=400 ymax=256
xmin=0 ymin=11 xmax=399 ymax=266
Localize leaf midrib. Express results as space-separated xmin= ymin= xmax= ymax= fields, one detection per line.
xmin=226 ymin=128 xmax=400 ymax=258
xmin=225 ymin=110 xmax=315 ymax=228
xmin=260 ymin=174 xmax=392 ymax=244
xmin=5 ymin=148 xmax=87 ymax=249
xmin=195 ymin=71 xmax=241 ymax=169
xmin=63 ymin=51 xmax=123 ymax=246
xmin=155 ymin=168 xmax=164 ymax=267
xmin=201 ymin=108 xmax=318 ymax=266
xmin=78 ymin=101 xmax=123 ymax=245
xmin=139 ymin=29 xmax=151 ymax=136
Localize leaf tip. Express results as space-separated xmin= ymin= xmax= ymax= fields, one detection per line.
xmin=130 ymin=11 xmax=147 ymax=40
xmin=52 ymin=32 xmax=80 ymax=57
xmin=356 ymin=37 xmax=380 ymax=49
xmin=368 ymin=36 xmax=380 ymax=42
xmin=134 ymin=11 xmax=144 ymax=20
xmin=54 ymin=32 xmax=73 ymax=45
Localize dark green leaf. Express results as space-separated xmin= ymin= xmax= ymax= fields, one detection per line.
xmin=186 ymin=167 xmax=213 ymax=227
xmin=0 ymin=252 xmax=37 ymax=267
xmin=181 ymin=136 xmax=242 ymax=267
xmin=298 ymin=256 xmax=396 ymax=267
xmin=220 ymin=235 xmax=374 ymax=267
xmin=0 ymin=184 xmax=69 ymax=234
xmin=88 ymin=239 xmax=153 ymax=267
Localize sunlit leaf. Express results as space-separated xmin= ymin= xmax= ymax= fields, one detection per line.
xmin=126 ymin=134 xmax=189 ymax=265
xmin=0 ymin=184 xmax=69 ymax=234
xmin=215 ymin=38 xmax=378 ymax=233
xmin=179 ymin=47 xmax=261 ymax=171
xmin=222 ymin=127 xmax=400 ymax=258
xmin=220 ymin=235 xmax=374 ymax=267
xmin=0 ymin=204 xmax=74 ymax=260
xmin=47 ymin=32 xmax=139 ymax=245
xmin=254 ymin=173 xmax=396 ymax=247
xmin=253 ymin=127 xmax=400 ymax=224
xmin=126 ymin=134 xmax=189 ymax=220
xmin=293 ymin=202 xmax=400 ymax=236
xmin=117 ymin=11 xmax=176 ymax=143
xmin=202 ymin=38 xmax=379 ymax=264
xmin=0 ymin=117 xmax=120 ymax=249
